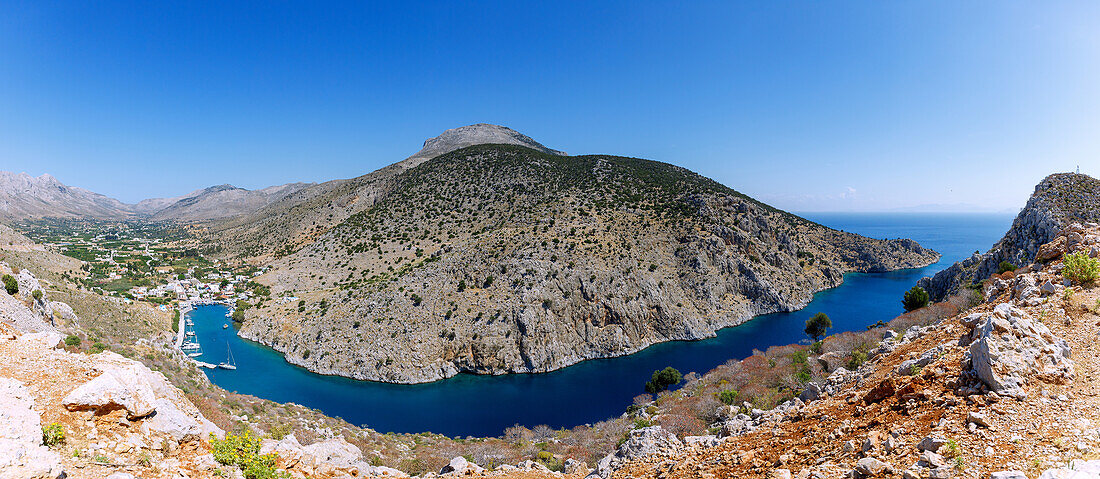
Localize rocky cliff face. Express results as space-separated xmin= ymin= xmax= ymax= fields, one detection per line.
xmin=238 ymin=143 xmax=939 ymax=384
xmin=918 ymin=173 xmax=1100 ymax=301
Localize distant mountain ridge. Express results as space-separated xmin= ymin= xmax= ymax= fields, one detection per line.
xmin=0 ymin=124 xmax=559 ymax=225
xmin=0 ymin=172 xmax=313 ymax=223
xmin=137 ymin=182 xmax=314 ymax=221
xmin=0 ymin=172 xmax=134 ymax=221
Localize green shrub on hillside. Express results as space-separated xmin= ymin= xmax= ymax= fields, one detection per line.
xmin=902 ymin=286 xmax=930 ymax=312
xmin=997 ymin=261 xmax=1018 ymax=274
xmin=1063 ymin=252 xmax=1099 ymax=284
xmin=42 ymin=423 xmax=64 ymax=447
xmin=2 ymin=275 xmax=17 ymax=295
xmin=846 ymin=345 xmax=870 ymax=370
xmin=210 ymin=432 xmax=288 ymax=479
xmin=64 ymin=335 xmax=81 ymax=347
xmin=32 ymin=290 xmax=43 ymax=301
xmin=717 ymin=389 xmax=739 ymax=405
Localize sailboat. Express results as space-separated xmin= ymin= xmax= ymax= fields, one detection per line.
xmin=186 ymin=341 xmax=203 ymax=357
xmin=218 ymin=342 xmax=237 ymax=370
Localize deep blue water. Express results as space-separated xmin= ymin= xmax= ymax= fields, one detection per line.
xmin=189 ymin=213 xmax=1013 ymax=437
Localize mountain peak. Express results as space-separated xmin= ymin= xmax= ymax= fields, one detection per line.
xmin=403 ymin=124 xmax=566 ymax=167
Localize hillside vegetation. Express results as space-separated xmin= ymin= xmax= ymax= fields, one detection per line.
xmin=236 ymin=144 xmax=939 ymax=383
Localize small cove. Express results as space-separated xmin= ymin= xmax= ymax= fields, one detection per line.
xmin=190 ymin=212 xmax=1013 ymax=437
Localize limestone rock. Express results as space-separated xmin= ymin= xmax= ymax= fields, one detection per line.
xmin=62 ymin=361 xmax=158 ymax=419
xmin=1038 ymin=459 xmax=1100 ymax=478
xmin=854 ymin=457 xmax=892 ymax=477
xmin=817 ymin=351 xmax=848 ymax=373
xmin=301 ymin=436 xmax=361 ymax=467
xmin=1036 ymin=236 xmax=1067 ymax=262
xmin=799 ymin=382 xmax=822 ymax=402
xmin=917 ymin=436 xmax=948 ymax=453
xmin=62 ymin=352 xmax=222 ymax=440
xmin=517 ymin=460 xmax=551 ymax=472
xmin=683 ymin=435 xmax=720 ymax=448
xmin=593 ymin=426 xmax=682 ymax=478
xmin=968 ymin=303 xmax=1074 ymax=398
xmin=564 ymin=458 xmax=592 ymax=476
xmin=0 ymin=378 xmax=65 ymax=479
xmin=440 ymin=456 xmax=483 ymax=475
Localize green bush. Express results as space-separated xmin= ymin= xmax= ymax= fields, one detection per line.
xmin=1063 ymin=252 xmax=1099 ymax=285
xmin=535 ymin=451 xmax=564 ymax=472
xmin=902 ymin=286 xmax=930 ymax=312
xmin=64 ymin=335 xmax=81 ymax=347
xmin=997 ymin=261 xmax=1018 ymax=274
xmin=42 ymin=423 xmax=64 ymax=447
xmin=804 ymin=312 xmax=831 ymax=341
xmin=717 ymin=389 xmax=739 ymax=405
xmin=210 ymin=432 xmax=288 ymax=479
xmin=846 ymin=347 xmax=869 ymax=370
xmin=90 ymin=342 xmax=108 ymax=353
xmin=32 ymin=290 xmax=43 ymax=301
xmin=644 ymin=366 xmax=682 ymax=394
xmin=2 ymin=274 xmax=17 ymax=295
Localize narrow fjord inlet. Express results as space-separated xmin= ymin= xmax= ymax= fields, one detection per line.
xmin=190 ymin=213 xmax=1012 ymax=436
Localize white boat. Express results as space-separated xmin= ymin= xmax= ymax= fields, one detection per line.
xmin=187 ymin=351 xmax=203 ymax=357
xmin=217 ymin=342 xmax=237 ymax=370
xmin=181 ymin=341 xmax=200 ymax=350
xmin=186 ymin=331 xmax=195 ymax=336
xmin=222 ymin=324 xmax=228 ymax=329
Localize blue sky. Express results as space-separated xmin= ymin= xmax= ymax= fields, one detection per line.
xmin=2 ymin=2 xmax=1098 ymax=211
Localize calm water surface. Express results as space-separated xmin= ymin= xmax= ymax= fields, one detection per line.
xmin=190 ymin=213 xmax=1013 ymax=437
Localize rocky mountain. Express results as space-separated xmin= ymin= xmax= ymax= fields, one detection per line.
xmin=917 ymin=172 xmax=1100 ymax=301
xmin=203 ymin=123 xmax=568 ymax=259
xmin=0 ymin=170 xmax=313 ymax=224
xmin=234 ymin=136 xmax=940 ymax=384
xmin=136 ymin=182 xmax=314 ymax=222
xmin=401 ymin=123 xmax=567 ymax=170
xmin=0 ymin=172 xmax=134 ymax=221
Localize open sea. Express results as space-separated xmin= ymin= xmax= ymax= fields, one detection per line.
xmin=188 ymin=212 xmax=1014 ymax=437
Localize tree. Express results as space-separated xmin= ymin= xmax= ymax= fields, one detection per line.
xmin=2 ymin=274 xmax=17 ymax=296
xmin=804 ymin=312 xmax=831 ymax=341
xmin=902 ymin=286 xmax=930 ymax=312
xmin=997 ymin=261 xmax=1018 ymax=274
xmin=644 ymin=367 xmax=682 ymax=393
